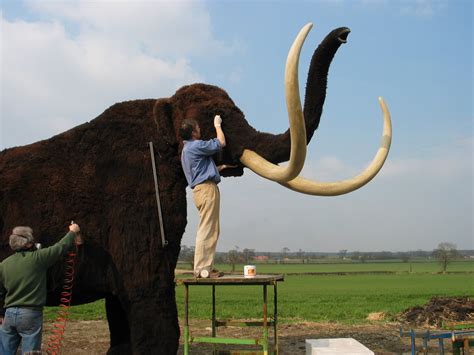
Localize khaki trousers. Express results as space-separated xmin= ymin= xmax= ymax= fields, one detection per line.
xmin=192 ymin=181 xmax=220 ymax=276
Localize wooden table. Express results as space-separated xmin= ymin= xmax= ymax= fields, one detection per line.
xmin=177 ymin=274 xmax=284 ymax=355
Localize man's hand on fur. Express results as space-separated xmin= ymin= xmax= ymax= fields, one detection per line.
xmin=214 ymin=115 xmax=222 ymax=127
xmin=69 ymin=223 xmax=80 ymax=233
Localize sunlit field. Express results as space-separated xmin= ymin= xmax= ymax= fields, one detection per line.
xmin=207 ymin=260 xmax=474 ymax=274
xmin=176 ymin=273 xmax=473 ymax=323
xmin=45 ymin=260 xmax=473 ymax=323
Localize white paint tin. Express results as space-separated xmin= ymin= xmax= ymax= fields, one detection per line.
xmin=244 ymin=265 xmax=256 ymax=278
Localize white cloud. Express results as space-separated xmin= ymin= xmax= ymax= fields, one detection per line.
xmin=356 ymin=0 xmax=448 ymax=18
xmin=295 ymin=156 xmax=357 ymax=182
xmin=400 ymin=0 xmax=447 ymax=17
xmin=1 ymin=1 xmax=236 ymax=149
xmin=380 ymin=137 xmax=473 ymax=180
xmin=276 ymin=136 xmax=473 ymax=185
xmin=25 ymin=0 xmax=233 ymax=58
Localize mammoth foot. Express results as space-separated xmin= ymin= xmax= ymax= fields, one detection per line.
xmin=129 ymin=295 xmax=180 ymax=354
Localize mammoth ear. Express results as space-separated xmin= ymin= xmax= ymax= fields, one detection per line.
xmin=153 ymin=98 xmax=177 ymax=146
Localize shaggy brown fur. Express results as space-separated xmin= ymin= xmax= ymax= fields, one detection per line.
xmin=0 ymin=27 xmax=349 ymax=354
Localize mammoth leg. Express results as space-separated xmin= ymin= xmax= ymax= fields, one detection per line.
xmin=128 ymin=294 xmax=180 ymax=354
xmin=106 ymin=294 xmax=132 ymax=355
xmin=129 ymin=296 xmax=179 ymax=354
xmin=127 ymin=249 xmax=180 ymax=354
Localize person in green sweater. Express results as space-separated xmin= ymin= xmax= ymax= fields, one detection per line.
xmin=0 ymin=223 xmax=80 ymax=355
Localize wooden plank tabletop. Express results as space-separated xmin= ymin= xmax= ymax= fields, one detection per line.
xmin=176 ymin=274 xmax=284 ymax=285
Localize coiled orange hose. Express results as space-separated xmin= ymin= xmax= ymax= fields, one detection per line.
xmin=45 ymin=249 xmax=77 ymax=355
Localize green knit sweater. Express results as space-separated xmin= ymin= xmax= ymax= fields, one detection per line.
xmin=0 ymin=231 xmax=76 ymax=309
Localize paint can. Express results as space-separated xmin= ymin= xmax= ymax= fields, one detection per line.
xmin=244 ymin=265 xmax=256 ymax=278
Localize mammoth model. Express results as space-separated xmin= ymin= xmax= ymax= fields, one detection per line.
xmin=0 ymin=23 xmax=391 ymax=354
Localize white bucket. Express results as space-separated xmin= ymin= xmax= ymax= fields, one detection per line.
xmin=244 ymin=265 xmax=256 ymax=278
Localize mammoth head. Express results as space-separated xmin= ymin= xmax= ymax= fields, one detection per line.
xmin=153 ymin=23 xmax=392 ymax=196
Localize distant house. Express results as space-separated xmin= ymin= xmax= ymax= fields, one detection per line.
xmin=253 ymin=255 xmax=269 ymax=261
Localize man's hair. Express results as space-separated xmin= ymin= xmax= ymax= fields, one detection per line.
xmin=9 ymin=226 xmax=34 ymax=251
xmin=179 ymin=119 xmax=198 ymax=140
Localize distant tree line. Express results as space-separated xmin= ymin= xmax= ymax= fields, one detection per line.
xmin=178 ymin=242 xmax=470 ymax=272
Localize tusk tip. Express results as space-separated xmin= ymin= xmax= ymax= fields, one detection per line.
xmin=301 ymin=23 xmax=313 ymax=34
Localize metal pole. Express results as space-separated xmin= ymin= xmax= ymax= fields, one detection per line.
xmin=274 ymin=282 xmax=278 ymax=354
xmin=184 ymin=284 xmax=189 ymax=355
xmin=212 ymin=285 xmax=216 ymax=337
xmin=212 ymin=285 xmax=217 ymax=355
xmin=263 ymin=284 xmax=268 ymax=355
xmin=148 ymin=142 xmax=167 ymax=247
xmin=438 ymin=338 xmax=444 ymax=355
xmin=410 ymin=329 xmax=416 ymax=355
xmin=422 ymin=331 xmax=429 ymax=355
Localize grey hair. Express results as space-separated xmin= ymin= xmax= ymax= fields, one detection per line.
xmin=9 ymin=226 xmax=34 ymax=251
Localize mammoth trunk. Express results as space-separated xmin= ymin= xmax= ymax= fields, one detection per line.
xmin=251 ymin=27 xmax=350 ymax=165
xmin=303 ymin=27 xmax=350 ymax=143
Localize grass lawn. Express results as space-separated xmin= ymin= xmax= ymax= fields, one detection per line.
xmin=47 ymin=261 xmax=473 ymax=323
xmin=176 ymin=273 xmax=473 ymax=323
xmin=205 ymin=260 xmax=474 ymax=274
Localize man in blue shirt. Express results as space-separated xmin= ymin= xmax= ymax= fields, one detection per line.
xmin=180 ymin=115 xmax=228 ymax=278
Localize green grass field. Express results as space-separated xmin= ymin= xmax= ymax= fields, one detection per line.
xmin=45 ymin=261 xmax=474 ymax=323
xmin=177 ymin=273 xmax=473 ymax=323
xmin=206 ymin=260 xmax=474 ymax=274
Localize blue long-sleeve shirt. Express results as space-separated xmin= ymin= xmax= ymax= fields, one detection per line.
xmin=181 ymin=138 xmax=222 ymax=188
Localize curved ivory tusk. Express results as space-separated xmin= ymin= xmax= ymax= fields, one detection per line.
xmin=239 ymin=23 xmax=312 ymax=182
xmin=279 ymin=97 xmax=392 ymax=196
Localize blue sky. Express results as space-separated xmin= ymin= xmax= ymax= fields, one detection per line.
xmin=1 ymin=0 xmax=472 ymax=252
